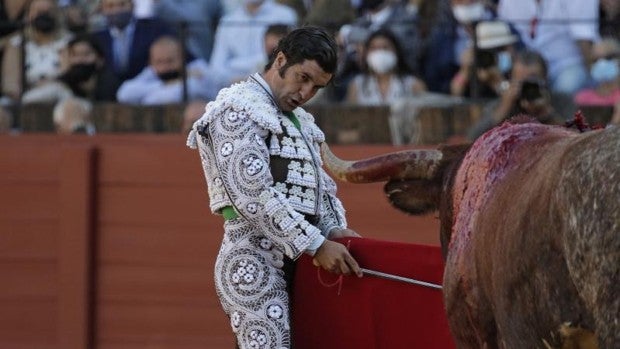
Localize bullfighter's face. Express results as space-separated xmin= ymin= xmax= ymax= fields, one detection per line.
xmin=264 ymin=52 xmax=332 ymax=112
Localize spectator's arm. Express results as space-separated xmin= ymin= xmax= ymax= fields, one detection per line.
xmin=142 ymin=83 xmax=184 ymax=105
xmin=345 ymin=77 xmax=359 ymax=104
xmin=576 ymin=39 xmax=594 ymax=68
xmin=568 ymin=0 xmax=599 ymax=67
xmin=116 ymin=67 xmax=162 ymax=104
xmin=1 ymin=36 xmax=22 ymax=100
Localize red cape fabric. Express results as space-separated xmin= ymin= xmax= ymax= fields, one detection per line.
xmin=292 ymin=237 xmax=455 ymax=349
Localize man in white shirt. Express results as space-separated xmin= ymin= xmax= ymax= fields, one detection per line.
xmin=208 ymin=0 xmax=297 ymax=89
xmin=117 ymin=36 xmax=217 ymax=104
xmin=498 ymin=0 xmax=599 ymax=94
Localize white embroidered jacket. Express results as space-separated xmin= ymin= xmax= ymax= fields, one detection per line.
xmin=187 ymin=77 xmax=347 ymax=260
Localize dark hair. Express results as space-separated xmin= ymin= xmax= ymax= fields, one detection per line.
xmin=67 ymin=34 xmax=105 ymax=58
xmin=364 ymin=28 xmax=411 ymax=76
xmin=514 ymin=49 xmax=548 ymax=78
xmin=265 ymin=23 xmax=290 ymax=38
xmin=265 ymin=26 xmax=338 ymax=76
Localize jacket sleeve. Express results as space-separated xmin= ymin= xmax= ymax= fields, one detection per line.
xmin=315 ymin=167 xmax=347 ymax=237
xmin=197 ymin=108 xmax=322 ymax=260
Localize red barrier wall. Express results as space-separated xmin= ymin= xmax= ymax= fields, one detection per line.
xmin=0 ymin=135 xmax=441 ymax=348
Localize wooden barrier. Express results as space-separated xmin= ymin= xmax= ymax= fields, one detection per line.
xmin=19 ymin=103 xmax=186 ymax=133
xmin=18 ymin=102 xmax=393 ymax=143
xmin=415 ymin=102 xmax=482 ymax=144
xmin=0 ymin=135 xmax=440 ymax=349
xmin=306 ymin=104 xmax=392 ymax=144
xmin=16 ymin=102 xmax=616 ymax=145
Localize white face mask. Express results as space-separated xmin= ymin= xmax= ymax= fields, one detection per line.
xmin=367 ymin=49 xmax=397 ymax=74
xmin=242 ymin=0 xmax=264 ymax=5
xmin=452 ymin=2 xmax=485 ymax=23
xmin=497 ymin=51 xmax=512 ymax=74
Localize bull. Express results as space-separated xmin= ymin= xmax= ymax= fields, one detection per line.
xmin=321 ymin=119 xmax=619 ymax=348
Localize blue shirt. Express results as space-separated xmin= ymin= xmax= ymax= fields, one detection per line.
xmin=209 ymin=0 xmax=297 ymax=88
xmin=116 ymin=59 xmax=218 ymax=105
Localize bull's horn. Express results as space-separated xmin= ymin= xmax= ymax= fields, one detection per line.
xmin=321 ymin=143 xmax=444 ymax=183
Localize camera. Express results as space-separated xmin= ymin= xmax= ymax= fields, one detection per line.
xmin=476 ymin=49 xmax=496 ymax=69
xmin=519 ymin=78 xmax=546 ymax=102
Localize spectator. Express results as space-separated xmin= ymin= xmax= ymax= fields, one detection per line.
xmin=2 ymin=0 xmax=72 ymax=101
xmin=22 ymin=34 xmax=120 ymax=103
xmin=574 ymin=38 xmax=620 ymax=106
xmin=498 ymin=0 xmax=599 ymax=95
xmin=467 ymin=50 xmax=568 ymax=140
xmin=251 ymin=23 xmax=291 ymax=74
xmin=277 ymin=0 xmax=308 ymax=20
xmin=208 ymin=0 xmax=297 ymax=89
xmin=0 ymin=0 xmax=26 ymax=40
xmin=422 ymin=0 xmax=495 ymax=93
xmin=449 ymin=0 xmax=496 ymax=67
xmin=450 ymin=20 xmax=520 ymax=98
xmin=346 ymin=28 xmax=426 ymax=105
xmin=304 ymin=0 xmax=356 ymax=34
xmin=154 ymin=0 xmax=223 ymax=62
xmin=53 ymin=97 xmax=95 ymax=134
xmin=61 ymin=2 xmax=90 ymax=34
xmin=116 ymin=36 xmax=216 ymax=105
xmin=344 ymin=0 xmax=423 ymax=75
xmin=599 ymin=0 xmax=620 ymax=39
xmin=92 ymin=0 xmax=175 ymax=83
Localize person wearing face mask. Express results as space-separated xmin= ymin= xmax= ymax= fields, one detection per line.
xmin=422 ymin=0 xmax=496 ymax=94
xmin=343 ymin=0 xmax=429 ymax=78
xmin=467 ymin=50 xmax=571 ymax=141
xmin=92 ymin=0 xmax=175 ymax=84
xmin=346 ymin=28 xmax=426 ymax=105
xmin=450 ymin=0 xmax=495 ymax=71
xmin=498 ymin=0 xmax=599 ymax=95
xmin=450 ymin=20 xmax=522 ymax=98
xmin=21 ymin=34 xmax=121 ymax=104
xmin=1 ymin=0 xmax=72 ymax=102
xmin=574 ymin=38 xmax=620 ymax=107
xmin=116 ymin=36 xmax=217 ymax=105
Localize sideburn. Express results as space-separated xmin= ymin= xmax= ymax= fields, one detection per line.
xmin=278 ymin=63 xmax=291 ymax=79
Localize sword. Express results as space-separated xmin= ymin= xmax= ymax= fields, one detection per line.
xmin=361 ymin=268 xmax=443 ymax=290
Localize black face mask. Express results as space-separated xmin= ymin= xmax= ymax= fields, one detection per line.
xmin=32 ymin=13 xmax=57 ymax=33
xmin=62 ymin=63 xmax=98 ymax=84
xmin=68 ymin=23 xmax=88 ymax=34
xmin=157 ymin=70 xmax=181 ymax=82
xmin=361 ymin=0 xmax=385 ymax=11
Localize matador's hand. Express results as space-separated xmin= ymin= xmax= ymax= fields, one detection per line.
xmin=312 ymin=240 xmax=362 ymax=277
xmin=328 ymin=228 xmax=361 ymax=239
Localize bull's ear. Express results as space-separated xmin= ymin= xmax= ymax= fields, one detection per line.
xmin=384 ymin=179 xmax=441 ymax=215
xmin=437 ymin=143 xmax=471 ymax=163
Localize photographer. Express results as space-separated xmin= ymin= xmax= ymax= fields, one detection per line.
xmin=450 ymin=21 xmax=520 ymax=99
xmin=467 ymin=50 xmax=568 ymax=141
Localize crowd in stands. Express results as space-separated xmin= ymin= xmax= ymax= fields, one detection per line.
xmin=0 ymin=0 xmax=619 ymax=137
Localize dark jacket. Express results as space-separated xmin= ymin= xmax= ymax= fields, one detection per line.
xmin=92 ymin=18 xmax=174 ymax=82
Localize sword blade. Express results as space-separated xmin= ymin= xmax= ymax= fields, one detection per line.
xmin=361 ymin=268 xmax=443 ymax=290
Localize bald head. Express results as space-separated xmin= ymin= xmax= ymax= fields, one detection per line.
xmin=149 ymin=36 xmax=183 ymax=77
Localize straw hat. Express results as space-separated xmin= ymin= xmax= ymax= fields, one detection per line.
xmin=476 ymin=21 xmax=518 ymax=49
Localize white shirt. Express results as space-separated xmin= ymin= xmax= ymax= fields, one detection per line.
xmin=116 ymin=59 xmax=218 ymax=105
xmin=498 ymin=0 xmax=599 ymax=80
xmin=209 ymin=1 xmax=297 ymax=88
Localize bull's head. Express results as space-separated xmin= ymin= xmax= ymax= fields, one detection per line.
xmin=321 ymin=143 xmax=470 ymax=256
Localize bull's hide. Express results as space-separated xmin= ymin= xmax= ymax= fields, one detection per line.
xmin=322 ymin=122 xmax=619 ymax=349
xmin=444 ymin=122 xmax=618 ymax=348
